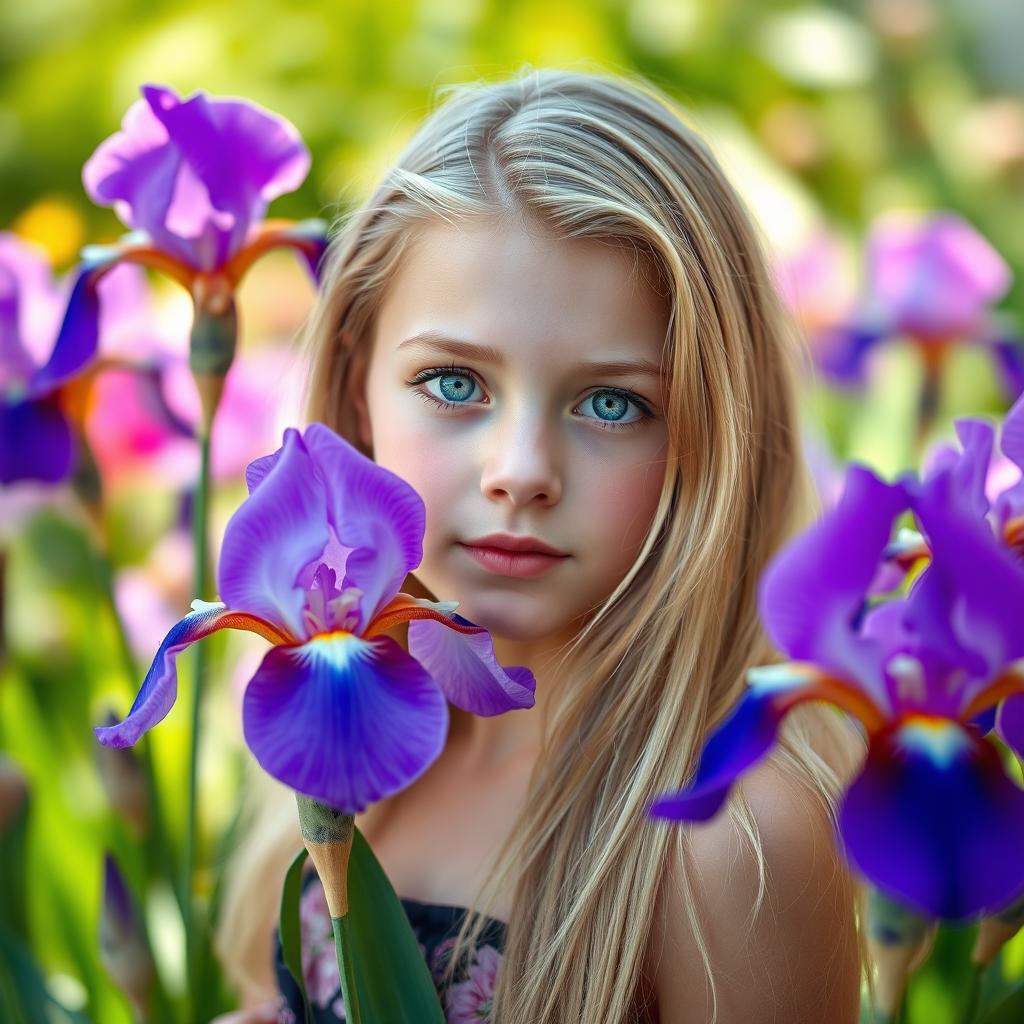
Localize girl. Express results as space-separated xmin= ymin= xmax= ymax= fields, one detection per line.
xmin=213 ymin=65 xmax=865 ymax=1023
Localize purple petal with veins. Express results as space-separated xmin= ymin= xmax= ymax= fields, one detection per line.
xmin=303 ymin=422 xmax=425 ymax=632
xmin=243 ymin=633 xmax=449 ymax=812
xmin=218 ymin=428 xmax=329 ymax=639
xmin=83 ymin=84 xmax=311 ymax=271
xmin=407 ymin=613 xmax=536 ymax=716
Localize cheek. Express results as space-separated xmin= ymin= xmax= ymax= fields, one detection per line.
xmin=578 ymin=446 xmax=667 ymax=556
xmin=365 ymin=409 xmax=472 ymax=538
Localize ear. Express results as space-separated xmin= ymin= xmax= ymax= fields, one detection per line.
xmin=342 ymin=330 xmax=373 ymax=451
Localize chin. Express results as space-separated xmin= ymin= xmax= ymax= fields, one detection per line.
xmin=446 ymin=590 xmax=575 ymax=643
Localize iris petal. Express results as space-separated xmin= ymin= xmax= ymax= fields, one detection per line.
xmin=82 ymin=97 xmax=192 ymax=266
xmin=941 ymin=418 xmax=994 ymax=520
xmin=0 ymin=397 xmax=73 ymax=485
xmin=994 ymin=393 xmax=1024 ymax=530
xmin=142 ymin=85 xmax=310 ymax=266
xmin=650 ymin=663 xmax=879 ymax=822
xmin=759 ymin=465 xmax=911 ymax=707
xmin=94 ymin=602 xmax=286 ymax=748
xmin=244 ymin=449 xmax=279 ymax=493
xmin=913 ymin=475 xmax=1024 ymax=704
xmin=407 ymin=614 xmax=536 ymax=716
xmin=816 ymin=323 xmax=884 ymax=385
xmin=29 ymin=262 xmax=104 ymax=393
xmin=218 ymin=428 xmax=328 ymax=639
xmin=303 ymin=422 xmax=425 ymax=631
xmin=242 ymin=632 xmax=448 ymax=812
xmin=839 ymin=721 xmax=1024 ymax=919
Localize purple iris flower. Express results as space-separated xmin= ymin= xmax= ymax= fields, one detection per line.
xmin=907 ymin=395 xmax=1024 ymax=757
xmin=83 ymin=84 xmax=326 ymax=295
xmin=810 ymin=212 xmax=1022 ymax=396
xmin=650 ymin=460 xmax=1024 ymax=920
xmin=1 ymin=233 xmax=104 ymax=484
xmin=95 ymin=423 xmax=536 ymax=813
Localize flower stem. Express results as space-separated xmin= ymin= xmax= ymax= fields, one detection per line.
xmin=915 ymin=346 xmax=944 ymax=456
xmin=331 ymin=913 xmax=362 ymax=1024
xmin=183 ymin=430 xmax=211 ymax=1013
xmin=957 ymin=962 xmax=985 ymax=1024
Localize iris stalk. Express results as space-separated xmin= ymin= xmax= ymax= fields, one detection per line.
xmin=296 ymin=796 xmax=362 ymax=1024
xmin=957 ymin=962 xmax=985 ymax=1024
xmin=182 ymin=375 xmax=216 ymax=1010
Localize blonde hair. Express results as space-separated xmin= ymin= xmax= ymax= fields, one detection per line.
xmin=216 ymin=65 xmax=867 ymax=1021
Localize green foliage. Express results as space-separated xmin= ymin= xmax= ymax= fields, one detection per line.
xmin=347 ymin=827 xmax=447 ymax=1023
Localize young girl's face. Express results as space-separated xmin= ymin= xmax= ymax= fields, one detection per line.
xmin=352 ymin=215 xmax=670 ymax=646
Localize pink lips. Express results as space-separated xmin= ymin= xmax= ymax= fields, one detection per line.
xmin=458 ymin=533 xmax=569 ymax=578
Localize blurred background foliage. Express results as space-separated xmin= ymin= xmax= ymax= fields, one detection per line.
xmin=2 ymin=0 xmax=1023 ymax=1021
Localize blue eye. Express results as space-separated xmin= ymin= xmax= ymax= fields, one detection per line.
xmin=405 ymin=366 xmax=651 ymax=432
xmin=412 ymin=368 xmax=484 ymax=406
xmin=578 ymin=389 xmax=646 ymax=427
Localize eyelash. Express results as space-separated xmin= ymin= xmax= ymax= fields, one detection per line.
xmin=404 ymin=364 xmax=654 ymax=432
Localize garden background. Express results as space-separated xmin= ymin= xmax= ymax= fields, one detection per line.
xmin=2 ymin=0 xmax=1023 ymax=1021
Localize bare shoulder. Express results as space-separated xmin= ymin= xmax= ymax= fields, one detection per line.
xmin=649 ymin=758 xmax=861 ymax=1024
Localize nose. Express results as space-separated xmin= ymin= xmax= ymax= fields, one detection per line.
xmin=480 ymin=407 xmax=563 ymax=508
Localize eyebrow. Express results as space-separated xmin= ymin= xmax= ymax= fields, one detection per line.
xmin=396 ymin=330 xmax=665 ymax=379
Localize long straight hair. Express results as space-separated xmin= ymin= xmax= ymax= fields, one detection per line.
xmin=218 ymin=65 xmax=866 ymax=1021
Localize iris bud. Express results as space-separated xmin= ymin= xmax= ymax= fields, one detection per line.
xmin=189 ymin=285 xmax=237 ymax=436
xmin=99 ymin=853 xmax=154 ymax=1016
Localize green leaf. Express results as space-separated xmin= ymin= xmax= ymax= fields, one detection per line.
xmin=0 ymin=790 xmax=30 ymax=938
xmin=347 ymin=826 xmax=446 ymax=1024
xmin=279 ymin=847 xmax=312 ymax=1024
xmin=979 ymin=982 xmax=1024 ymax=1024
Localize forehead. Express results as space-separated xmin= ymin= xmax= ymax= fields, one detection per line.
xmin=373 ymin=216 xmax=670 ymax=370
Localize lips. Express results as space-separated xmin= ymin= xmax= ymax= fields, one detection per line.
xmin=461 ymin=533 xmax=567 ymax=557
xmin=459 ymin=543 xmax=567 ymax=579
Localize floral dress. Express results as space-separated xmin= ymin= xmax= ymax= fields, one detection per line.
xmin=273 ymin=868 xmax=506 ymax=1024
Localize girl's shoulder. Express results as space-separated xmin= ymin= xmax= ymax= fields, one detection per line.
xmin=648 ymin=758 xmax=861 ymax=1024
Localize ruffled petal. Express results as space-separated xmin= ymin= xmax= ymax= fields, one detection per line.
xmin=839 ymin=720 xmax=1024 ymax=919
xmin=407 ymin=613 xmax=536 ymax=716
xmin=994 ymin=392 xmax=1024 ymax=529
xmin=94 ymin=601 xmax=286 ymax=748
xmin=143 ymin=85 xmax=310 ymax=210
xmin=759 ymin=464 xmax=911 ymax=707
xmin=82 ymin=96 xmax=194 ymax=266
xmin=244 ymin=449 xmax=280 ymax=493
xmin=303 ymin=422 xmax=425 ymax=631
xmin=242 ymin=632 xmax=448 ymax=812
xmin=649 ymin=662 xmax=881 ymax=823
xmin=142 ymin=85 xmax=310 ymax=266
xmin=0 ymin=396 xmax=73 ymax=485
xmin=933 ymin=418 xmax=994 ymax=521
xmin=218 ymin=428 xmax=328 ymax=639
xmin=913 ymin=474 xmax=1024 ymax=705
